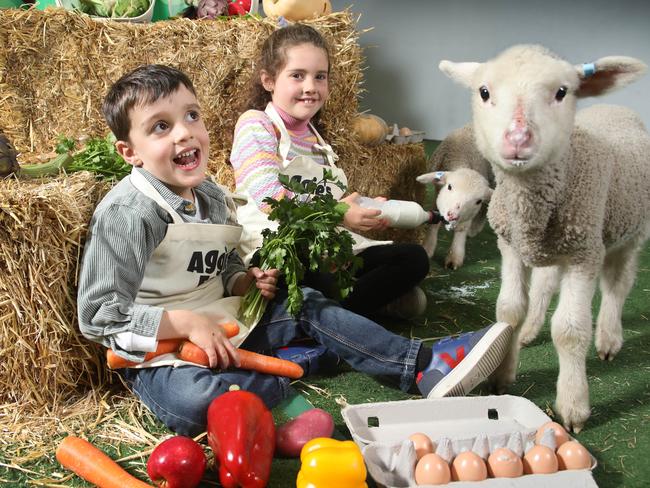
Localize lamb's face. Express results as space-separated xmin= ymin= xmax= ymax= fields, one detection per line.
xmin=434 ymin=168 xmax=492 ymax=229
xmin=470 ymin=47 xmax=580 ymax=173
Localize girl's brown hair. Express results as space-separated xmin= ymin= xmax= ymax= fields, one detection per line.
xmin=247 ymin=24 xmax=331 ymax=115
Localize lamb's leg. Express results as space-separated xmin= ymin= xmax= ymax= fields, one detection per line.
xmin=495 ymin=237 xmax=529 ymax=327
xmin=552 ymin=265 xmax=597 ymax=433
xmin=445 ymin=228 xmax=467 ymax=270
xmin=423 ymin=222 xmax=441 ymax=259
xmin=518 ymin=265 xmax=561 ymax=346
xmin=490 ymin=237 xmax=529 ymax=393
xmin=596 ymin=240 xmax=641 ymax=360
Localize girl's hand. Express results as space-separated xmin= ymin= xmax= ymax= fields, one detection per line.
xmin=232 ymin=267 xmax=279 ymax=300
xmin=341 ymin=192 xmax=388 ymax=232
xmin=250 ymin=267 xmax=279 ymax=300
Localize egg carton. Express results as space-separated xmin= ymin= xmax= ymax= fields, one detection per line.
xmin=385 ymin=124 xmax=426 ymax=145
xmin=341 ymin=395 xmax=598 ymax=487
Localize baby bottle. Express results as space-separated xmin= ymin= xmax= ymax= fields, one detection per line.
xmin=356 ymin=196 xmax=442 ymax=229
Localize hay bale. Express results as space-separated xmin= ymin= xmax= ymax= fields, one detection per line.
xmin=0 ymin=172 xmax=109 ymax=409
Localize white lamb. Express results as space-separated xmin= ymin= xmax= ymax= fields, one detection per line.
xmin=416 ymin=125 xmax=494 ymax=269
xmin=440 ymin=44 xmax=649 ymax=432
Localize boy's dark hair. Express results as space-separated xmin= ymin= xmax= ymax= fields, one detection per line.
xmin=247 ymin=24 xmax=331 ymax=113
xmin=102 ymin=64 xmax=197 ymax=141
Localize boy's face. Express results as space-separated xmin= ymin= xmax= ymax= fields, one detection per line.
xmin=262 ymin=43 xmax=329 ymax=122
xmin=116 ymin=85 xmax=209 ymax=200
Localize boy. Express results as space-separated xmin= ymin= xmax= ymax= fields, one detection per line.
xmin=78 ymin=64 xmax=512 ymax=436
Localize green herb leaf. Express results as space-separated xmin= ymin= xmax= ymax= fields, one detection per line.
xmin=239 ymin=170 xmax=361 ymax=325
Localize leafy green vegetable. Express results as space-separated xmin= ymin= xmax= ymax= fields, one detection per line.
xmin=239 ymin=170 xmax=362 ymax=326
xmin=55 ymin=135 xmax=76 ymax=155
xmin=67 ymin=133 xmax=131 ymax=180
xmin=112 ymin=0 xmax=149 ymax=17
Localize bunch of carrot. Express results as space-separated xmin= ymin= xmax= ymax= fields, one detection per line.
xmin=105 ymin=322 xmax=304 ymax=379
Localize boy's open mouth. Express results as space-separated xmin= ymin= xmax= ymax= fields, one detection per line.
xmin=173 ymin=149 xmax=200 ymax=170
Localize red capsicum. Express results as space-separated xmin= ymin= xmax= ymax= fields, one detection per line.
xmin=207 ymin=390 xmax=276 ymax=488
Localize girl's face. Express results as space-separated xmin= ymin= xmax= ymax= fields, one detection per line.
xmin=262 ymin=43 xmax=329 ymax=121
xmin=116 ymin=85 xmax=209 ymax=201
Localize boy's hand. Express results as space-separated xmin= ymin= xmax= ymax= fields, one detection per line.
xmin=233 ymin=267 xmax=279 ymax=300
xmin=187 ymin=314 xmax=241 ymax=369
xmin=341 ymin=192 xmax=389 ymax=232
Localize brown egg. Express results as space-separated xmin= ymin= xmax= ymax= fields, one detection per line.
xmin=535 ymin=421 xmax=570 ymax=447
xmin=408 ymin=433 xmax=434 ymax=460
xmin=556 ymin=441 xmax=592 ymax=470
xmin=487 ymin=447 xmax=524 ymax=478
xmin=523 ymin=444 xmax=559 ymax=474
xmin=414 ymin=453 xmax=451 ymax=485
xmin=451 ymin=451 xmax=488 ymax=481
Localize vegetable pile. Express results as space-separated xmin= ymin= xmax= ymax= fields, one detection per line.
xmin=73 ymin=0 xmax=150 ymax=18
xmin=239 ymin=170 xmax=361 ymax=326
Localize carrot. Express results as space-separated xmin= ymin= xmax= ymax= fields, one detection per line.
xmin=178 ymin=341 xmax=304 ymax=379
xmin=106 ymin=339 xmax=181 ymax=369
xmin=105 ymin=322 xmax=240 ymax=369
xmin=238 ymin=349 xmax=304 ymax=379
xmin=56 ymin=436 xmax=153 ymax=488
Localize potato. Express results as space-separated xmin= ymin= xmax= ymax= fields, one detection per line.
xmin=275 ymin=408 xmax=335 ymax=457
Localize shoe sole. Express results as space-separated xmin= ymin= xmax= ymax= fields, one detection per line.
xmin=427 ymin=322 xmax=512 ymax=398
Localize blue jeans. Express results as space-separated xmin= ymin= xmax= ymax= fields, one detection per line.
xmin=120 ymin=287 xmax=422 ymax=436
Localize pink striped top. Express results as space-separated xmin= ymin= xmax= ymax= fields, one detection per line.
xmin=229 ymin=106 xmax=329 ymax=211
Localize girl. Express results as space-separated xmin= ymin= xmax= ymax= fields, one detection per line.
xmin=230 ymin=23 xmax=430 ymax=319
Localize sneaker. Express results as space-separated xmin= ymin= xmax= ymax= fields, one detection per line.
xmin=381 ymin=286 xmax=428 ymax=319
xmin=274 ymin=343 xmax=342 ymax=377
xmin=417 ymin=322 xmax=512 ymax=398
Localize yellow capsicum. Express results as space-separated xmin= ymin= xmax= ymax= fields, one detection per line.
xmin=296 ymin=437 xmax=368 ymax=488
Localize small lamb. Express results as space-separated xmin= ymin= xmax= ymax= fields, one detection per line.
xmin=417 ymin=125 xmax=494 ymax=269
xmin=440 ymin=44 xmax=649 ymax=432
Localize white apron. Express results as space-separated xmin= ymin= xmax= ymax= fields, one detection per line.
xmin=129 ymin=169 xmax=258 ymax=368
xmin=237 ymin=103 xmax=391 ymax=265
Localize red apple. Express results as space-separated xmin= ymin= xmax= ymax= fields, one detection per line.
xmin=147 ymin=436 xmax=207 ymax=488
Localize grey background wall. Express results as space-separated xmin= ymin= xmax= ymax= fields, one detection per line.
xmin=330 ymin=0 xmax=650 ymax=140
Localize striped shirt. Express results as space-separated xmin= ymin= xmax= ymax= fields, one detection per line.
xmin=229 ymin=108 xmax=328 ymax=210
xmin=77 ymin=168 xmax=246 ymax=362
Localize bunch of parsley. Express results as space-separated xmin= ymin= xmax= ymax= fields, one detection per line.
xmin=239 ymin=170 xmax=362 ymax=326
xmin=57 ymin=133 xmax=131 ymax=180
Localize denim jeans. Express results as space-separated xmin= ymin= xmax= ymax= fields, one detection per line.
xmin=120 ymin=287 xmax=422 ymax=436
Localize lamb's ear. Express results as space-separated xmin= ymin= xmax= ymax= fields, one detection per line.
xmin=483 ymin=187 xmax=494 ymax=202
xmin=416 ymin=171 xmax=446 ymax=186
xmin=439 ymin=61 xmax=480 ymax=88
xmin=575 ymin=56 xmax=647 ymax=98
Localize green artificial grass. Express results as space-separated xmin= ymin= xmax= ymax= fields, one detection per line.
xmin=2 ymin=141 xmax=649 ymax=487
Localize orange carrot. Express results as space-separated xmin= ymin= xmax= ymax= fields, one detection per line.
xmin=106 ymin=339 xmax=181 ymax=369
xmin=105 ymin=322 xmax=240 ymax=369
xmin=178 ymin=341 xmax=304 ymax=379
xmin=56 ymin=436 xmax=153 ymax=488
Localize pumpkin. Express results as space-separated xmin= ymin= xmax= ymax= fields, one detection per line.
xmin=262 ymin=0 xmax=331 ymax=21
xmin=352 ymin=113 xmax=389 ymax=146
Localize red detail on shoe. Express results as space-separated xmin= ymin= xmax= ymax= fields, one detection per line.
xmin=416 ymin=371 xmax=424 ymax=384
xmin=440 ymin=346 xmax=465 ymax=369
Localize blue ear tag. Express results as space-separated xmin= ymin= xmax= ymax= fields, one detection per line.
xmin=582 ymin=63 xmax=596 ymax=77
xmin=434 ymin=171 xmax=445 ymax=181
xmin=278 ymin=16 xmax=289 ymax=28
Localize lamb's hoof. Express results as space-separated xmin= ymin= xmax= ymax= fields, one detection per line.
xmin=598 ymin=350 xmax=616 ymax=361
xmin=563 ymin=419 xmax=585 ymax=434
xmin=596 ymin=335 xmax=622 ymax=361
xmin=444 ymin=256 xmax=463 ymax=270
xmin=556 ymin=401 xmax=591 ymax=434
